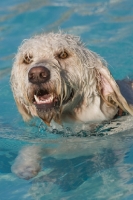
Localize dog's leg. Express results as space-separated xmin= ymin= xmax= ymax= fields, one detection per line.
xmin=116 ymin=79 xmax=133 ymax=105
xmin=11 ymin=146 xmax=43 ymax=180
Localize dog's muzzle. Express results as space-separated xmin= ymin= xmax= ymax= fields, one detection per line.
xmin=28 ymin=65 xmax=74 ymax=118
xmin=28 ymin=65 xmax=59 ymax=110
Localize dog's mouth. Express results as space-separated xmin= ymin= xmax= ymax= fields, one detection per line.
xmin=33 ymin=89 xmax=59 ymax=110
xmin=33 ymin=88 xmax=74 ymax=110
xmin=30 ymin=86 xmax=75 ymax=125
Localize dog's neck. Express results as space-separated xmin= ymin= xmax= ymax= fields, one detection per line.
xmin=74 ymin=95 xmax=117 ymax=122
xmin=55 ymin=95 xmax=118 ymax=124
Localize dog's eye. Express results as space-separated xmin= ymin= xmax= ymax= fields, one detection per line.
xmin=23 ymin=54 xmax=33 ymax=64
xmin=58 ymin=52 xmax=68 ymax=59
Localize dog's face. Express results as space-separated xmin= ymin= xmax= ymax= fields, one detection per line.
xmin=11 ymin=33 xmax=93 ymax=124
xmin=11 ymin=32 xmax=133 ymax=125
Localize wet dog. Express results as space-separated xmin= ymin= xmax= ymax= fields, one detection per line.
xmin=10 ymin=32 xmax=133 ymax=179
xmin=11 ymin=32 xmax=133 ymax=127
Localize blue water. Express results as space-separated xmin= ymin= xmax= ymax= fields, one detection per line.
xmin=1 ymin=0 xmax=133 ymax=199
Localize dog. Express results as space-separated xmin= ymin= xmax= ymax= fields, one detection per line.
xmin=11 ymin=32 xmax=133 ymax=127
xmin=10 ymin=32 xmax=133 ymax=179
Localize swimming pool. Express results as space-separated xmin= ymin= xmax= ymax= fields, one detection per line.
xmin=1 ymin=0 xmax=133 ymax=199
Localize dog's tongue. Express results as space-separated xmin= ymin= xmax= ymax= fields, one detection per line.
xmin=34 ymin=94 xmax=53 ymax=105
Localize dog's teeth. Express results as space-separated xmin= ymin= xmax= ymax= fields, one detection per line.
xmin=34 ymin=95 xmax=40 ymax=103
xmin=34 ymin=94 xmax=54 ymax=104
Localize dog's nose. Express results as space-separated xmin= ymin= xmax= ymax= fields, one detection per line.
xmin=28 ymin=66 xmax=50 ymax=83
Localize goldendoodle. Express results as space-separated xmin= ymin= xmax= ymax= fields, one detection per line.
xmin=11 ymin=32 xmax=133 ymax=126
xmin=10 ymin=32 xmax=133 ymax=179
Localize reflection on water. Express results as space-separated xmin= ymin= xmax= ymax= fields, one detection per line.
xmin=33 ymin=149 xmax=118 ymax=192
xmin=1 ymin=127 xmax=133 ymax=199
xmin=1 ymin=0 xmax=133 ymax=199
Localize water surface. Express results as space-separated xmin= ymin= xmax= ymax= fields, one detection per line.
xmin=1 ymin=0 xmax=133 ymax=199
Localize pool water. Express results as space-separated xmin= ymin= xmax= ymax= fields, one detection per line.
xmin=1 ymin=0 xmax=133 ymax=199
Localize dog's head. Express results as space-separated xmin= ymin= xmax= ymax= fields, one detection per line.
xmin=11 ymin=32 xmax=133 ymax=125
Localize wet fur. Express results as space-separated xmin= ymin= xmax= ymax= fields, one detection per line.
xmin=11 ymin=32 xmax=133 ymax=126
xmin=10 ymin=32 xmax=133 ymax=179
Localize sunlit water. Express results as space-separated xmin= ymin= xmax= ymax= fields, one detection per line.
xmin=1 ymin=0 xmax=133 ymax=199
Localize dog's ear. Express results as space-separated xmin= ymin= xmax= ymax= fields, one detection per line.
xmin=96 ymin=65 xmax=133 ymax=115
xmin=15 ymin=98 xmax=32 ymax=121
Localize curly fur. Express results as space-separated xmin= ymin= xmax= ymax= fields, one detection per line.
xmin=11 ymin=32 xmax=133 ymax=126
xmin=10 ymin=32 xmax=133 ymax=180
